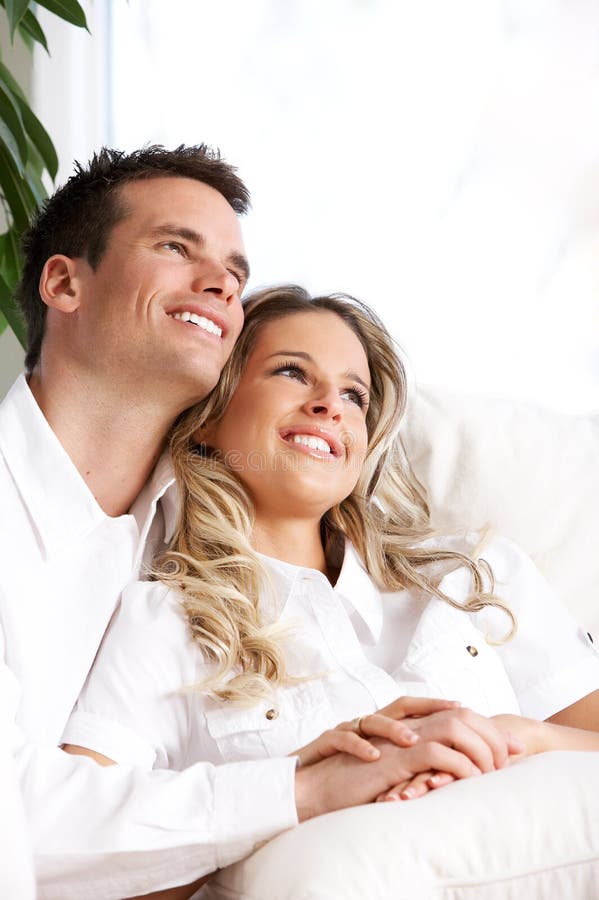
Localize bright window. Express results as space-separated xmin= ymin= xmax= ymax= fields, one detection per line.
xmin=33 ymin=0 xmax=599 ymax=412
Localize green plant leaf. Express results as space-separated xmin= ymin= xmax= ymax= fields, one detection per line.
xmin=0 ymin=117 xmax=26 ymax=174
xmin=0 ymin=269 xmax=26 ymax=347
xmin=35 ymin=0 xmax=88 ymax=30
xmin=0 ymin=80 xmax=29 ymax=165
xmin=0 ymin=57 xmax=27 ymax=101
xmin=17 ymin=9 xmax=50 ymax=53
xmin=4 ymin=0 xmax=30 ymax=39
xmin=0 ymin=309 xmax=8 ymax=336
xmin=0 ymin=226 xmax=23 ymax=285
xmin=0 ymin=143 xmax=37 ymax=229
xmin=24 ymin=157 xmax=47 ymax=206
xmin=17 ymin=99 xmax=58 ymax=179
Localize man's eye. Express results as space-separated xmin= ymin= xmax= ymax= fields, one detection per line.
xmin=162 ymin=242 xmax=185 ymax=255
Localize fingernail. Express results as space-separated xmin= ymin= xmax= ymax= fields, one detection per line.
xmin=385 ymin=792 xmax=401 ymax=802
xmin=402 ymin=730 xmax=419 ymax=744
xmin=399 ymin=788 xmax=414 ymax=800
xmin=367 ymin=746 xmax=380 ymax=758
xmin=428 ymin=774 xmax=442 ymax=786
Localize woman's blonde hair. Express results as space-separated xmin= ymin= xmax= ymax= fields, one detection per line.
xmin=157 ymin=285 xmax=515 ymax=703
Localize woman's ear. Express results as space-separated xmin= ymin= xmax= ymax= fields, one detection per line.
xmin=38 ymin=255 xmax=84 ymax=313
xmin=192 ymin=419 xmax=217 ymax=448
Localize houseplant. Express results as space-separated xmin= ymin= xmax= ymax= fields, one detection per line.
xmin=0 ymin=0 xmax=87 ymax=347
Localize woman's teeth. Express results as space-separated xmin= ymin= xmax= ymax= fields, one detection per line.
xmin=170 ymin=311 xmax=222 ymax=337
xmin=290 ymin=434 xmax=332 ymax=454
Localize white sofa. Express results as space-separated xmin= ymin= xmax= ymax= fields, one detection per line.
xmin=204 ymin=388 xmax=599 ymax=900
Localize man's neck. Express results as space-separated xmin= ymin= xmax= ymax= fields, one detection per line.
xmin=28 ymin=370 xmax=179 ymax=517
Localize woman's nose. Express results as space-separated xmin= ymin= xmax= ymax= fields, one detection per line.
xmin=304 ymin=387 xmax=342 ymax=420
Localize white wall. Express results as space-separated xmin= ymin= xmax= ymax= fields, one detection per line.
xmin=4 ymin=1 xmax=599 ymax=412
xmin=107 ymin=0 xmax=599 ymax=413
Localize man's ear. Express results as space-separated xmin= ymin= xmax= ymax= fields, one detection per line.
xmin=38 ymin=255 xmax=84 ymax=313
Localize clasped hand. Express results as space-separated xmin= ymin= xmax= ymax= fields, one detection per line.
xmin=294 ymin=697 xmax=526 ymax=802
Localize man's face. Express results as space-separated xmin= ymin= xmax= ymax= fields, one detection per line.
xmin=68 ymin=176 xmax=248 ymax=409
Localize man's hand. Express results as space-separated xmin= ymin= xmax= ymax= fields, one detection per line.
xmin=374 ymin=709 xmax=526 ymax=802
xmin=293 ymin=697 xmax=461 ymax=767
xmin=293 ymin=735 xmax=483 ymax=822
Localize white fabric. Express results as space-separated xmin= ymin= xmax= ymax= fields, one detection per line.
xmin=0 ymin=648 xmax=35 ymax=900
xmin=401 ymin=386 xmax=599 ymax=634
xmin=63 ymin=536 xmax=599 ymax=772
xmin=206 ymin=751 xmax=599 ymax=900
xmin=0 ymin=376 xmax=298 ymax=900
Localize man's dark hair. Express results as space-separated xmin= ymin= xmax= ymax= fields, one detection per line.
xmin=16 ymin=144 xmax=250 ymax=371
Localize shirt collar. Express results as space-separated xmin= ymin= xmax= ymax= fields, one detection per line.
xmin=0 ymin=375 xmax=108 ymax=558
xmin=129 ymin=449 xmax=177 ymax=544
xmin=258 ymin=541 xmax=384 ymax=641
xmin=334 ymin=543 xmax=384 ymax=641
xmin=0 ymin=375 xmax=177 ymax=558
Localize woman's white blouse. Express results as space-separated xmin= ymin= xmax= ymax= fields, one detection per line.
xmin=62 ymin=535 xmax=599 ymax=770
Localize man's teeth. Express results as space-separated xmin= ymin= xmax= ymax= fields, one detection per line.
xmin=171 ymin=311 xmax=222 ymax=337
xmin=291 ymin=434 xmax=332 ymax=454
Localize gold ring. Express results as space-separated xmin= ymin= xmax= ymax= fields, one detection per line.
xmin=350 ymin=716 xmax=367 ymax=738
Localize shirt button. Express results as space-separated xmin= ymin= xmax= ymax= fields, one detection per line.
xmin=265 ymin=708 xmax=279 ymax=720
xmin=466 ymin=645 xmax=479 ymax=657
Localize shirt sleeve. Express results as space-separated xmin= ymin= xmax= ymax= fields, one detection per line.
xmin=1 ymin=584 xmax=298 ymax=900
xmin=472 ymin=535 xmax=599 ymax=720
xmin=62 ymin=581 xmax=202 ymax=770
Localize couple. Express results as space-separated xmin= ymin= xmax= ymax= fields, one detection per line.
xmin=1 ymin=145 xmax=598 ymax=900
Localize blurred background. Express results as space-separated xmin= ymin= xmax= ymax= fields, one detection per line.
xmin=1 ymin=0 xmax=598 ymax=412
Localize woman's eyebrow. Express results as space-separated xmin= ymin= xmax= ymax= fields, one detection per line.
xmin=266 ymin=350 xmax=312 ymax=361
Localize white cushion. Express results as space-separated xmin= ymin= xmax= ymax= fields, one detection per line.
xmin=206 ymin=751 xmax=599 ymax=899
xmin=401 ymin=387 xmax=599 ymax=633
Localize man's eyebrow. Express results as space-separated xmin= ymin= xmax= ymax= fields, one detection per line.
xmin=229 ymin=252 xmax=250 ymax=283
xmin=148 ymin=225 xmax=250 ymax=282
xmin=149 ymin=224 xmax=205 ymax=245
xmin=266 ymin=350 xmax=370 ymax=390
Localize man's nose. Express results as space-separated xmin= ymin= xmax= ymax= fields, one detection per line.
xmin=190 ymin=259 xmax=239 ymax=304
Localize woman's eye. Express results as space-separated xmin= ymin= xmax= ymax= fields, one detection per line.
xmin=341 ymin=387 xmax=369 ymax=409
xmin=273 ymin=363 xmax=306 ymax=382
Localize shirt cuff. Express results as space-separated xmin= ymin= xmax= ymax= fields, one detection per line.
xmin=518 ymin=652 xmax=599 ymax=720
xmin=213 ymin=756 xmax=299 ymax=870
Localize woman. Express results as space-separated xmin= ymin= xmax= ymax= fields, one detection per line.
xmin=63 ymin=286 xmax=599 ymax=795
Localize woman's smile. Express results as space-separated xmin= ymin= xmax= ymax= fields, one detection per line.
xmin=199 ymin=310 xmax=370 ymax=521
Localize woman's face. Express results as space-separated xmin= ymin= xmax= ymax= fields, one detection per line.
xmin=200 ymin=310 xmax=371 ymax=522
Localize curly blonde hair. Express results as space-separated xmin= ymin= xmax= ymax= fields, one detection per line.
xmin=157 ymin=285 xmax=515 ymax=703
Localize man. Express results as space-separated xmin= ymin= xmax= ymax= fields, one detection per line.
xmin=0 ymin=145 xmax=496 ymax=900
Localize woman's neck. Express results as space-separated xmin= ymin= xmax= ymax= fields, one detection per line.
xmin=251 ymin=516 xmax=332 ymax=579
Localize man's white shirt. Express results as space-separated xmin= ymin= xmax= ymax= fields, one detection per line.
xmin=0 ymin=376 xmax=297 ymax=900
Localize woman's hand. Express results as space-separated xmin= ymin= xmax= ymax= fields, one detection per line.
xmin=292 ymin=696 xmax=460 ymax=767
xmin=373 ymin=707 xmax=526 ymax=802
